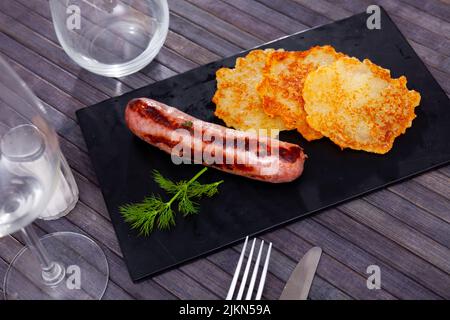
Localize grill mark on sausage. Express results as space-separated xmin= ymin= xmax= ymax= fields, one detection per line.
xmin=133 ymin=99 xmax=303 ymax=164
xmin=130 ymin=99 xmax=195 ymax=132
xmin=143 ymin=134 xmax=179 ymax=149
xmin=279 ymin=146 xmax=302 ymax=163
xmin=211 ymin=163 xmax=254 ymax=172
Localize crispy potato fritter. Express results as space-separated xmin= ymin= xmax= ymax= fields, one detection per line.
xmin=257 ymin=45 xmax=343 ymax=141
xmin=303 ymin=56 xmax=421 ymax=154
xmin=212 ymin=45 xmax=421 ymax=154
xmin=213 ymin=49 xmax=287 ymax=137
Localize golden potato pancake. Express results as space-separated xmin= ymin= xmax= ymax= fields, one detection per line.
xmin=213 ymin=49 xmax=287 ymax=137
xmin=257 ymin=45 xmax=344 ymax=141
xmin=303 ymin=56 xmax=421 ymax=154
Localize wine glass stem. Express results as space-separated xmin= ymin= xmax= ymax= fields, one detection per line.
xmin=20 ymin=225 xmax=65 ymax=286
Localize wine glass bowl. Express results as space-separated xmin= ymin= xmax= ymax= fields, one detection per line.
xmin=49 ymin=0 xmax=169 ymax=77
xmin=0 ymin=56 xmax=109 ymax=300
xmin=0 ymin=61 xmax=60 ymax=236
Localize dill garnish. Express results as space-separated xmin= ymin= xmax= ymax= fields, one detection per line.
xmin=119 ymin=167 xmax=223 ymax=235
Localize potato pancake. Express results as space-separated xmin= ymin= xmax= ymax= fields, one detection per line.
xmin=213 ymin=49 xmax=287 ymax=137
xmin=303 ymin=56 xmax=421 ymax=154
xmin=257 ymin=45 xmax=343 ymax=141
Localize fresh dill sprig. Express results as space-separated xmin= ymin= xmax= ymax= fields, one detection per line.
xmin=119 ymin=167 xmax=223 ymax=235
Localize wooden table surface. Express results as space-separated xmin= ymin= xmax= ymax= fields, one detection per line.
xmin=0 ymin=0 xmax=449 ymax=300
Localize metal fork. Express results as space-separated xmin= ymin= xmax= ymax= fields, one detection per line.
xmin=226 ymin=236 xmax=272 ymax=300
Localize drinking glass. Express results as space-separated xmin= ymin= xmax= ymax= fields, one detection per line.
xmin=0 ymin=56 xmax=109 ymax=300
xmin=49 ymin=0 xmax=169 ymax=77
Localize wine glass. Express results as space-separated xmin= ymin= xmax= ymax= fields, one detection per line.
xmin=49 ymin=0 xmax=169 ymax=77
xmin=0 ymin=56 xmax=109 ymax=300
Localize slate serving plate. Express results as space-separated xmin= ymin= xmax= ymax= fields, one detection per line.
xmin=77 ymin=8 xmax=450 ymax=281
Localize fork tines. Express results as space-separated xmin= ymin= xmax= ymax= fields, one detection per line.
xmin=226 ymin=236 xmax=272 ymax=300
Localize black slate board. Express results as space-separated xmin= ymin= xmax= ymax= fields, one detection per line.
xmin=76 ymin=8 xmax=450 ymax=282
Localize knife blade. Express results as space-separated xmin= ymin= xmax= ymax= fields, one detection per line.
xmin=279 ymin=246 xmax=322 ymax=300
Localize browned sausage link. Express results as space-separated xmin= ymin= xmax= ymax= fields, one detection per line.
xmin=125 ymin=98 xmax=306 ymax=183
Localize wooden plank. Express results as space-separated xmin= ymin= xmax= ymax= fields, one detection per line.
xmin=153 ymin=269 xmax=219 ymax=299
xmin=117 ymin=72 xmax=154 ymax=91
xmin=316 ymin=208 xmax=450 ymax=298
xmin=102 ymin=281 xmax=134 ymax=300
xmin=439 ymin=165 xmax=450 ymax=178
xmin=288 ymin=218 xmax=441 ymax=299
xmin=410 ymin=41 xmax=450 ymax=74
xmin=391 ymin=15 xmax=450 ymax=58
xmin=187 ymin=0 xmax=285 ymax=41
xmin=256 ymin=0 xmax=330 ymax=27
xmin=317 ymin=0 xmax=450 ymax=63
xmin=365 ymin=189 xmax=450 ymax=247
xmin=4 ymin=58 xmax=85 ymax=121
xmin=74 ymin=171 xmax=109 ymax=219
xmin=401 ymin=0 xmax=450 ymax=22
xmin=0 ymin=32 xmax=107 ymax=106
xmin=0 ymin=236 xmax=27 ymax=264
xmin=414 ymin=171 xmax=450 ymax=199
xmin=374 ymin=0 xmax=450 ymax=39
xmin=339 ymin=200 xmax=450 ymax=274
xmin=222 ymin=0 xmax=308 ymax=34
xmin=328 ymin=0 xmax=450 ymax=40
xmin=169 ymin=12 xmax=241 ymax=57
xmin=164 ymin=30 xmax=220 ymax=65
xmin=154 ymin=46 xmax=199 ymax=73
xmin=58 ymin=202 xmax=121 ymax=256
xmin=180 ymin=259 xmax=230 ymax=299
xmin=0 ymin=258 xmax=7 ymax=300
xmin=389 ymin=180 xmax=450 ymax=223
xmin=262 ymin=228 xmax=395 ymax=299
xmin=168 ymin=0 xmax=261 ymax=49
xmin=427 ymin=66 xmax=450 ymax=94
xmin=292 ymin=0 xmax=352 ymax=20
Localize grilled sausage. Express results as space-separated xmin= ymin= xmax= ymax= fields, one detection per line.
xmin=125 ymin=98 xmax=306 ymax=183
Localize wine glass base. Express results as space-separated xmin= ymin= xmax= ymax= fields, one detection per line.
xmin=3 ymin=232 xmax=109 ymax=300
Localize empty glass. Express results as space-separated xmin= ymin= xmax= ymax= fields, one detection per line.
xmin=49 ymin=0 xmax=169 ymax=77
xmin=0 ymin=56 xmax=109 ymax=300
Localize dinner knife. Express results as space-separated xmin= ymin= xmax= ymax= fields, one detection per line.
xmin=279 ymin=246 xmax=322 ymax=300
